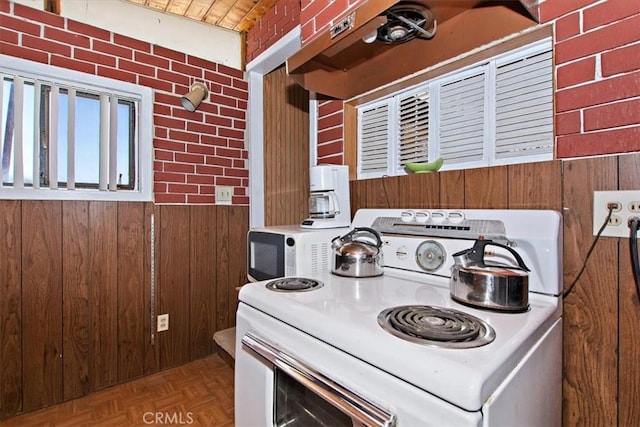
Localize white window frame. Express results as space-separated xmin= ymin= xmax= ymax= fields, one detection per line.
xmin=356 ymin=37 xmax=554 ymax=179
xmin=0 ymin=54 xmax=153 ymax=201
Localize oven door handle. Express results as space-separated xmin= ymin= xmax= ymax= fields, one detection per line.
xmin=242 ymin=331 xmax=396 ymax=427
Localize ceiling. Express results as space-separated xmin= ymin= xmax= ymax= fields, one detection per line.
xmin=124 ymin=0 xmax=278 ymax=33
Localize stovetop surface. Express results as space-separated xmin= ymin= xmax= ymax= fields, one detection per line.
xmin=239 ymin=269 xmax=561 ymax=412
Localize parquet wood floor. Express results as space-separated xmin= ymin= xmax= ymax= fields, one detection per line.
xmin=0 ymin=355 xmax=234 ymax=427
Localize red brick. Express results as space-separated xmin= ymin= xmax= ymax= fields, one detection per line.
xmin=0 ymin=1 xmax=9 ymax=13
xmin=119 ymin=59 xmax=155 ymax=77
xmin=23 ymin=34 xmax=71 ymax=56
xmin=14 ymin=3 xmax=63 ymax=28
xmin=45 ymin=26 xmax=90 ymax=48
xmin=0 ymin=28 xmax=19 ymax=44
xmin=167 ymin=183 xmax=199 ymax=194
xmin=216 ymin=176 xmax=243 ymax=186
xmin=0 ymin=14 xmax=41 ymax=36
xmin=137 ymin=75 xmax=172 ymax=91
xmin=67 ymin=20 xmax=110 ymax=41
xmin=136 ymin=51 xmax=170 ymax=69
xmin=51 ymin=55 xmax=95 ymax=74
xmin=211 ymin=94 xmax=238 ymax=108
xmin=187 ymin=194 xmax=215 ymax=204
xmin=187 ymin=144 xmax=215 ymax=156
xmin=318 ymin=126 xmax=342 ymax=143
xmin=556 ymin=71 xmax=640 ymax=112
xmin=583 ymin=0 xmax=640 ymax=30
xmin=171 ymin=61 xmax=203 ymax=79
xmin=169 ymin=130 xmax=201 ymax=144
xmin=74 ymin=48 xmax=117 ymax=67
xmin=584 ymin=98 xmax=640 ymax=131
xmin=554 ymin=12 xmax=581 ymax=42
xmin=556 ymin=125 xmax=640 ymax=157
xmin=113 ymin=33 xmax=151 ymax=53
xmin=318 ymin=141 xmax=343 ymax=158
xmin=556 ymin=56 xmax=596 ymax=89
xmin=206 ymin=156 xmax=233 ymax=167
xmin=556 ymin=110 xmax=582 ymax=136
xmin=98 ymin=66 xmax=137 ymax=84
xmin=218 ymin=127 xmax=244 ymax=139
xmin=539 ymin=0 xmax=597 ymax=22
xmin=155 ymin=139 xmax=186 ymax=152
xmin=225 ymin=168 xmax=249 ymax=178
xmin=555 ymin=13 xmax=640 ymax=64
xmin=318 ymin=111 xmax=344 ymax=130
xmin=155 ymin=193 xmax=186 ymax=204
xmin=154 ymin=171 xmax=186 ymax=183
xmin=187 ymin=55 xmax=217 ymax=71
xmin=216 ymin=147 xmax=243 ymax=158
xmin=92 ymin=39 xmax=133 ymax=60
xmin=602 ymin=43 xmax=640 ymax=76
xmin=155 ymin=116 xmax=186 ymax=130
xmin=218 ymin=63 xmax=244 ymax=79
xmin=0 ymin=42 xmax=47 ymax=63
xmin=153 ymin=45 xmax=184 ymax=62
xmin=186 ymin=122 xmax=217 ymax=135
xmin=318 ymin=99 xmax=344 ymax=115
xmin=196 ymin=164 xmax=224 ymax=175
xmin=164 ymin=162 xmax=195 ymax=173
xmin=317 ymin=153 xmax=344 ymax=164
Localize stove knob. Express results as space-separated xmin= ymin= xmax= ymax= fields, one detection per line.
xmin=395 ymin=246 xmax=409 ymax=260
xmin=447 ymin=211 xmax=465 ymax=224
xmin=431 ymin=210 xmax=446 ymax=223
xmin=400 ymin=210 xmax=415 ymax=222
xmin=415 ymin=211 xmax=430 ymax=223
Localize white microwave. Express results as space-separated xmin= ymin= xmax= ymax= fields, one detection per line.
xmin=247 ymin=225 xmax=344 ymax=282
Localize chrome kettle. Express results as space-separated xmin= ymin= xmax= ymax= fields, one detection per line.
xmin=450 ymin=239 xmax=530 ymax=312
xmin=331 ymin=227 xmax=384 ymax=278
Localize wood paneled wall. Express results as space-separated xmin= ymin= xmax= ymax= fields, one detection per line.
xmin=349 ymin=154 xmax=640 ymax=425
xmin=263 ymin=65 xmax=310 ymax=226
xmin=0 ymin=201 xmax=248 ymax=420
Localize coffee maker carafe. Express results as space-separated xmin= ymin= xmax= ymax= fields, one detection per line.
xmin=301 ymin=165 xmax=351 ymax=229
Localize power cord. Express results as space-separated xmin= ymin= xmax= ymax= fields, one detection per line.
xmin=563 ymin=206 xmax=614 ymax=298
xmin=629 ymin=216 xmax=640 ymax=297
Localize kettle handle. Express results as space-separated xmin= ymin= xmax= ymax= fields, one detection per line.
xmin=466 ymin=240 xmax=530 ymax=272
xmin=347 ymin=227 xmax=383 ymax=248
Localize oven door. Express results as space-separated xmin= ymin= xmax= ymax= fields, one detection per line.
xmin=242 ymin=331 xmax=395 ymax=427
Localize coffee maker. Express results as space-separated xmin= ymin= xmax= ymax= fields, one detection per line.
xmin=301 ymin=165 xmax=351 ymax=229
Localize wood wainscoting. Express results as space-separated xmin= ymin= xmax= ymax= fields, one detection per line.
xmin=0 ymin=202 xmax=248 ymax=420
xmin=348 ymin=154 xmax=640 ymax=425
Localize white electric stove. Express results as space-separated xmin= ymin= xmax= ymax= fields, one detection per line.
xmin=235 ymin=209 xmax=563 ymax=427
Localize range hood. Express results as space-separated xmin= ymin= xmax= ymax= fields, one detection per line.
xmin=286 ymin=0 xmax=540 ymax=99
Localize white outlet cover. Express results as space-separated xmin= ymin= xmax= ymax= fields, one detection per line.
xmin=593 ymin=190 xmax=640 ymax=238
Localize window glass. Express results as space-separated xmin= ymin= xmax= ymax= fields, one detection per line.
xmin=1 ymin=55 xmax=152 ymax=201
xmin=356 ymin=38 xmax=554 ymax=178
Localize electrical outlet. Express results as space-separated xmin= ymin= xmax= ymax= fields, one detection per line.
xmin=216 ymin=185 xmax=232 ymax=204
xmin=157 ymin=314 xmax=169 ymax=332
xmin=593 ymin=190 xmax=640 ymax=237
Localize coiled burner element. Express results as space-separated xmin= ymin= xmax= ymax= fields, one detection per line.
xmin=378 ymin=305 xmax=495 ymax=349
xmin=265 ymin=277 xmax=323 ymax=292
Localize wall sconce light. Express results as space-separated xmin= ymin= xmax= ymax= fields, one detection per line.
xmin=180 ymin=82 xmax=208 ymax=112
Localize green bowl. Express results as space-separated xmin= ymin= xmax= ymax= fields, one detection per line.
xmin=405 ymin=158 xmax=443 ymax=173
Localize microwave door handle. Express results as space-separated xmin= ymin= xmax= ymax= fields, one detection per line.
xmin=242 ymin=331 xmax=396 ymax=427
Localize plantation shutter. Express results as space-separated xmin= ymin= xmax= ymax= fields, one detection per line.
xmin=397 ymin=89 xmax=429 ymax=167
xmin=439 ymin=72 xmax=485 ymax=165
xmin=358 ymin=102 xmax=390 ymax=176
xmin=495 ymin=44 xmax=553 ymax=159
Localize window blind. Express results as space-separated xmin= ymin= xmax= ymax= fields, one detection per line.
xmin=495 ymin=48 xmax=553 ymax=159
xmin=439 ymin=72 xmax=485 ymax=165
xmin=359 ymin=103 xmax=390 ymax=175
xmin=397 ymin=89 xmax=429 ymax=166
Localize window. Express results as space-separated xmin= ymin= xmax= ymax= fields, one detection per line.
xmin=1 ymin=55 xmax=153 ymax=201
xmin=356 ymin=38 xmax=553 ymax=179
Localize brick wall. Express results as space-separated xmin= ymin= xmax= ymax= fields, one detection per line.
xmin=299 ymin=0 xmax=365 ymax=44
xmin=297 ymin=0 xmax=640 ymax=160
xmin=1 ymin=1 xmax=249 ymax=205
xmin=246 ymin=0 xmax=300 ymax=63
xmin=546 ymin=0 xmax=640 ymax=157
xmin=317 ymin=98 xmax=344 ymax=164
